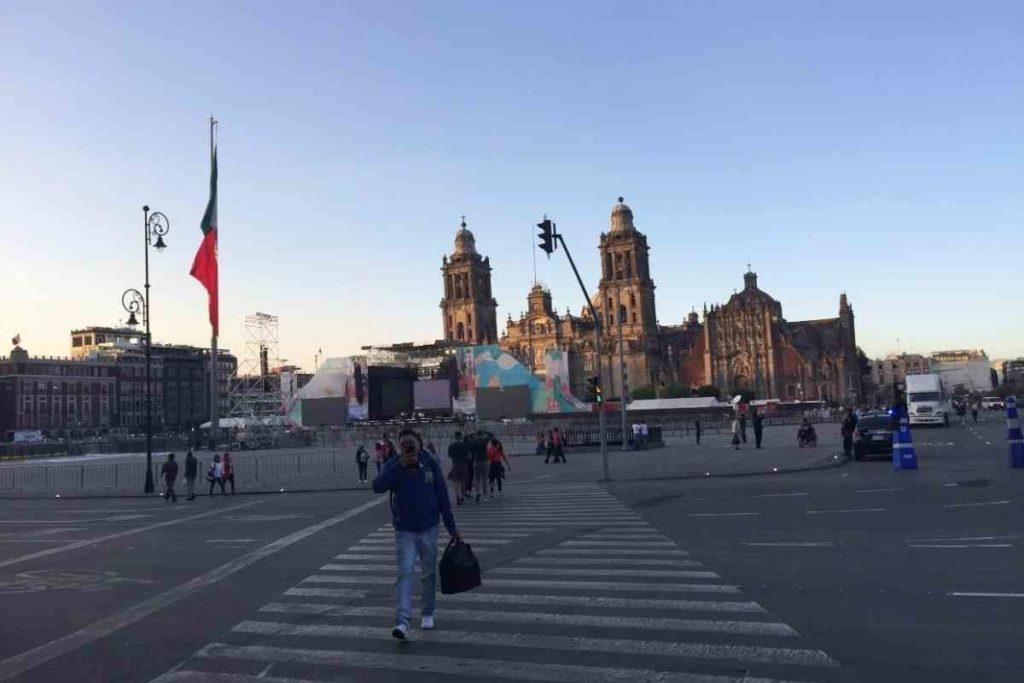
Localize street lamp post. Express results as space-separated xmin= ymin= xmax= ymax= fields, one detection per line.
xmin=122 ymin=206 xmax=169 ymax=494
xmin=616 ymin=290 xmax=628 ymax=451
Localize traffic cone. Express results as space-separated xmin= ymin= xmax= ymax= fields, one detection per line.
xmin=891 ymin=405 xmax=918 ymax=470
xmin=1006 ymin=396 xmax=1024 ymax=468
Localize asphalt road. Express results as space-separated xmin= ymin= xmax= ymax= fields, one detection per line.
xmin=0 ymin=414 xmax=1019 ymax=682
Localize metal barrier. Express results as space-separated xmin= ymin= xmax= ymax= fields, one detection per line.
xmin=0 ymin=448 xmax=348 ymax=494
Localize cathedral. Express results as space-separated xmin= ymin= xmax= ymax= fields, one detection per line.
xmin=440 ymin=199 xmax=860 ymax=404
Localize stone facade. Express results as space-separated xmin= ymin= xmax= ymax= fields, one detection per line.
xmin=444 ymin=199 xmax=860 ymax=404
xmin=440 ymin=219 xmax=498 ymax=345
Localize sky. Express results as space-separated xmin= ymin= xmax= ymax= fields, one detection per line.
xmin=3 ymin=0 xmax=1023 ymax=371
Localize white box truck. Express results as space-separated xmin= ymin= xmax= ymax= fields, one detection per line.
xmin=905 ymin=374 xmax=949 ymax=426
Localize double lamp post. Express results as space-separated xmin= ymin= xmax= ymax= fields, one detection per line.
xmin=121 ymin=206 xmax=169 ymax=493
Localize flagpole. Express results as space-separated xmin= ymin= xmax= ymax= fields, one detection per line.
xmin=208 ymin=116 xmax=219 ymax=450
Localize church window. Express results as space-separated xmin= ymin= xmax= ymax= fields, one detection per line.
xmin=625 ymin=252 xmax=632 ymax=277
xmin=787 ymin=384 xmax=796 ymax=399
xmin=468 ymin=312 xmax=473 ymax=326
xmin=468 ymin=329 xmax=473 ymax=342
xmin=631 ymin=312 xmax=637 ymax=324
xmin=456 ymin=322 xmax=465 ymax=341
xmin=618 ymin=305 xmax=627 ymax=325
xmin=630 ymin=293 xmax=637 ymax=307
xmin=454 ymin=276 xmax=463 ymax=299
xmin=604 ymin=253 xmax=612 ymax=278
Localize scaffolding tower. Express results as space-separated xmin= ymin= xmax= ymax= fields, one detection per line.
xmin=228 ymin=312 xmax=284 ymax=420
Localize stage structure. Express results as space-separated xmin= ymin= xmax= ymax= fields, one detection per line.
xmin=228 ymin=312 xmax=285 ymax=422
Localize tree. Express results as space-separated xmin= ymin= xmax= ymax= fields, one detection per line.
xmin=695 ymin=385 xmax=720 ymax=399
xmin=663 ymin=384 xmax=690 ymax=398
xmin=630 ymin=386 xmax=656 ymax=400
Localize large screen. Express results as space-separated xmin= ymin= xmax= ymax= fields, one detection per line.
xmin=414 ymin=379 xmax=452 ymax=411
xmin=301 ymin=397 xmax=349 ymax=427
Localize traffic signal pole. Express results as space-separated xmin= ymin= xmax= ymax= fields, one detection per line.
xmin=538 ymin=217 xmax=609 ymax=481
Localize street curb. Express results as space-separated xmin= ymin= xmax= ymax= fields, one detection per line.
xmin=0 ymin=485 xmax=376 ymax=501
xmin=602 ymin=451 xmax=851 ymax=484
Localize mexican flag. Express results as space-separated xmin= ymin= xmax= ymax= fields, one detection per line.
xmin=189 ymin=148 xmax=218 ymax=335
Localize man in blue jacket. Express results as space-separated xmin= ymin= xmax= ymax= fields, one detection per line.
xmin=373 ymin=427 xmax=460 ymax=640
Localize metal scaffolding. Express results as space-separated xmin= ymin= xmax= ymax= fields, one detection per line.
xmin=227 ymin=312 xmax=283 ymax=420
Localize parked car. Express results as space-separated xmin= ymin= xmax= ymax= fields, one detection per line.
xmin=853 ymin=412 xmax=894 ymax=461
xmin=981 ymin=397 xmax=1005 ymax=411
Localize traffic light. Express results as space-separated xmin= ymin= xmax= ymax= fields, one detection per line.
xmin=537 ymin=218 xmax=555 ymax=255
xmin=586 ymin=375 xmax=603 ymax=404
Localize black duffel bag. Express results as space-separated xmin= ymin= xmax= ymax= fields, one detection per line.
xmin=440 ymin=538 xmax=481 ymax=594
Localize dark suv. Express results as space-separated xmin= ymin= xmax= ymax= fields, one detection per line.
xmin=852 ymin=412 xmax=895 ymax=461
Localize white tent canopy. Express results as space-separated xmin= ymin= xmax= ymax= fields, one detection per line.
xmin=626 ymin=397 xmax=728 ymax=412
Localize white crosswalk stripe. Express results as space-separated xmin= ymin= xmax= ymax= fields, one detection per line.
xmin=151 ymin=482 xmax=839 ymax=682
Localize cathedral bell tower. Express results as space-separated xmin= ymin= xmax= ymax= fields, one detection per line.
xmin=440 ymin=218 xmax=498 ymax=344
xmin=596 ymin=197 xmax=662 ymax=396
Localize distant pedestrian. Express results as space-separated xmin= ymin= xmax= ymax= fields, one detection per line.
xmin=640 ymin=420 xmax=649 ymax=449
xmin=694 ymin=418 xmax=702 ymax=445
xmin=841 ymin=409 xmax=857 ymax=457
xmin=446 ymin=431 xmax=470 ymax=505
xmin=374 ymin=435 xmax=387 ymax=474
xmin=487 ymin=437 xmax=511 ymax=495
xmin=355 ymin=444 xmax=370 ymax=483
xmin=544 ymin=430 xmax=556 ymax=463
xmin=372 ymin=427 xmax=460 ymax=640
xmin=731 ymin=417 xmax=741 ymax=450
xmin=184 ymin=449 xmax=198 ymax=500
xmin=551 ymin=427 xmax=566 ymax=463
xmin=469 ymin=431 xmax=489 ymax=502
xmin=208 ymin=453 xmax=227 ymax=496
xmin=739 ymin=412 xmax=748 ymax=444
xmin=160 ymin=452 xmax=178 ymax=503
xmin=752 ymin=411 xmax=764 ymax=449
xmin=971 ymin=403 xmax=979 ymax=423
xmin=222 ymin=452 xmax=236 ymax=494
xmin=535 ymin=432 xmax=546 ymax=455
xmin=631 ymin=422 xmax=641 ymax=449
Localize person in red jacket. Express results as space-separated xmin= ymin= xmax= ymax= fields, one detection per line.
xmin=222 ymin=452 xmax=236 ymax=495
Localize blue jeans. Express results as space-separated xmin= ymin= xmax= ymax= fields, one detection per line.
xmin=394 ymin=525 xmax=438 ymax=628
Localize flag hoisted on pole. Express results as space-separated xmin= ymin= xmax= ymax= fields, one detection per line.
xmin=191 ymin=117 xmax=219 ymax=448
xmin=190 ymin=136 xmax=219 ymax=335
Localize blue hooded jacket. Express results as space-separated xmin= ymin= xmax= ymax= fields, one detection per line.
xmin=372 ymin=450 xmax=458 ymax=535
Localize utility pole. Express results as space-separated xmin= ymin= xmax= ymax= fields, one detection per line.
xmin=538 ymin=216 xmax=609 ymax=480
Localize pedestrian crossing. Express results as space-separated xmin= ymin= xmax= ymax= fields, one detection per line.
xmin=152 ymin=482 xmax=839 ymax=682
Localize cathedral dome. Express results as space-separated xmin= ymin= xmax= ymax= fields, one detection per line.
xmin=609 ymin=196 xmax=635 ymax=233
xmin=453 ymin=218 xmax=477 ymax=255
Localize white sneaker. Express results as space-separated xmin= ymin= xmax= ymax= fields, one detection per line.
xmin=391 ymin=624 xmax=408 ymax=639
xmin=421 ymin=615 xmax=434 ymax=630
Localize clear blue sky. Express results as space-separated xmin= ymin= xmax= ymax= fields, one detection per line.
xmin=4 ymin=0 xmax=1023 ymax=370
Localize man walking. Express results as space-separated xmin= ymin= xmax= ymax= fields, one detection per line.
xmin=469 ymin=431 xmax=489 ymax=502
xmin=752 ymin=410 xmax=764 ymax=449
xmin=355 ymin=443 xmax=370 ymax=483
xmin=694 ymin=418 xmax=702 ymax=445
xmin=551 ymin=427 xmax=566 ymax=463
xmin=223 ymin=452 xmax=236 ymax=494
xmin=739 ymin=412 xmax=748 ymax=444
xmin=841 ymin=409 xmax=857 ymax=457
xmin=373 ymin=428 xmax=459 ymax=640
xmin=446 ymin=431 xmax=470 ymax=505
xmin=160 ymin=452 xmax=179 ymax=503
xmin=184 ymin=449 xmax=198 ymax=500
